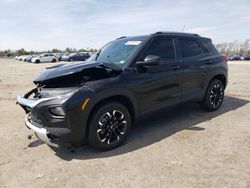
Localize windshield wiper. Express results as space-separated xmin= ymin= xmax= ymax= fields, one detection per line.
xmin=94 ymin=50 xmax=102 ymax=61
xmin=99 ymin=63 xmax=122 ymax=71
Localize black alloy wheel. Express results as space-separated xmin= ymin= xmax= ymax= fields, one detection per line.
xmin=200 ymin=79 xmax=224 ymax=111
xmin=88 ymin=102 xmax=131 ymax=150
xmin=209 ymin=83 xmax=224 ymax=108
xmin=97 ymin=110 xmax=127 ymax=145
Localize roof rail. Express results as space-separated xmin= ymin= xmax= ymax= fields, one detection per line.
xmin=152 ymin=31 xmax=200 ymax=37
xmin=116 ymin=36 xmax=127 ymax=40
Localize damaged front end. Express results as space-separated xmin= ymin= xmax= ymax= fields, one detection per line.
xmin=17 ymin=62 xmax=122 ymax=147
xmin=17 ymin=86 xmax=80 ymax=147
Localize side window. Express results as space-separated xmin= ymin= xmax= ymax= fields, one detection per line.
xmin=179 ymin=39 xmax=202 ymax=58
xmin=201 ymin=39 xmax=219 ymax=54
xmin=142 ymin=38 xmax=175 ymax=61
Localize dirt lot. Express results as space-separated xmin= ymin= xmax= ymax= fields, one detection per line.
xmin=0 ymin=59 xmax=250 ymax=188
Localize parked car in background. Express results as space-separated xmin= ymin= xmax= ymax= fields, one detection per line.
xmin=15 ymin=56 xmax=20 ymax=60
xmin=61 ymin=53 xmax=71 ymax=61
xmin=31 ymin=53 xmax=57 ymax=63
xmin=244 ymin=55 xmax=250 ymax=60
xmin=15 ymin=55 xmax=28 ymax=61
xmin=55 ymin=53 xmax=66 ymax=61
xmin=64 ymin=53 xmax=90 ymax=62
xmin=24 ymin=55 xmax=38 ymax=62
xmin=227 ymin=54 xmax=241 ymax=61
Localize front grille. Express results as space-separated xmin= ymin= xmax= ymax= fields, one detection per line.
xmin=29 ymin=112 xmax=43 ymax=128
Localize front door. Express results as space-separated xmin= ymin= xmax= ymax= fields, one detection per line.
xmin=135 ymin=37 xmax=182 ymax=113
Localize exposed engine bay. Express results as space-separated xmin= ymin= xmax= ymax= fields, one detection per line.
xmin=23 ymin=62 xmax=122 ymax=99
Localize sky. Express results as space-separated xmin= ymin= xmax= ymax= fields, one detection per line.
xmin=0 ymin=0 xmax=249 ymax=51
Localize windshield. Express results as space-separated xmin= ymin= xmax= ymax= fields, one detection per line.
xmin=87 ymin=37 xmax=146 ymax=65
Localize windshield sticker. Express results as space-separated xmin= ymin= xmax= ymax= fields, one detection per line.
xmin=125 ymin=41 xmax=142 ymax=45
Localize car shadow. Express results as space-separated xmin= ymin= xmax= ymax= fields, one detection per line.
xmin=53 ymin=96 xmax=249 ymax=161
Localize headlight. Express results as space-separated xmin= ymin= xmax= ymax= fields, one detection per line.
xmin=49 ymin=106 xmax=65 ymax=117
xmin=39 ymin=87 xmax=78 ymax=98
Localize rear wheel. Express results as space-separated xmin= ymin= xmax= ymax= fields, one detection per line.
xmin=200 ymin=79 xmax=224 ymax=111
xmin=88 ymin=102 xmax=131 ymax=150
xmin=52 ymin=59 xmax=57 ymax=62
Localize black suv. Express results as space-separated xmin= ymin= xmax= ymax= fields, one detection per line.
xmin=17 ymin=32 xmax=228 ymax=150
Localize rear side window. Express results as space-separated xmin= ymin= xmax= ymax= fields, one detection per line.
xmin=179 ymin=39 xmax=202 ymax=58
xmin=201 ymin=39 xmax=219 ymax=54
xmin=142 ymin=38 xmax=175 ymax=61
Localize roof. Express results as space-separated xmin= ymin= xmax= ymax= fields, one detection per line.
xmin=151 ymin=31 xmax=200 ymax=37
xmin=115 ymin=31 xmax=207 ymax=41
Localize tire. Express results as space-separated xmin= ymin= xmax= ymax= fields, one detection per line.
xmin=200 ymin=79 xmax=224 ymax=111
xmin=69 ymin=58 xmax=74 ymax=62
xmin=35 ymin=59 xmax=40 ymax=64
xmin=52 ymin=59 xmax=57 ymax=62
xmin=88 ymin=102 xmax=132 ymax=151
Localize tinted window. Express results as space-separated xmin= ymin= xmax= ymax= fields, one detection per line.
xmin=180 ymin=39 xmax=202 ymax=58
xmin=201 ymin=39 xmax=219 ymax=54
xmin=142 ymin=38 xmax=175 ymax=61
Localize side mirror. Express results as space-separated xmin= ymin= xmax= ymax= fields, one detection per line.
xmin=136 ymin=55 xmax=160 ymax=66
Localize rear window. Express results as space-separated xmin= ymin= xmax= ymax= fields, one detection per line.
xmin=201 ymin=39 xmax=219 ymax=54
xmin=179 ymin=39 xmax=202 ymax=58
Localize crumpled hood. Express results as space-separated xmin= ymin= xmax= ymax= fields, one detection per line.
xmin=34 ymin=61 xmax=101 ymax=84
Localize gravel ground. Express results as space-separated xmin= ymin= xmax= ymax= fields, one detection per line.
xmin=0 ymin=59 xmax=250 ymax=188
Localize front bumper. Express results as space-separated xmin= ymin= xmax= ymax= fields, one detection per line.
xmin=17 ymin=86 xmax=96 ymax=146
xmin=17 ymin=95 xmax=55 ymax=109
xmin=25 ymin=113 xmax=59 ymax=147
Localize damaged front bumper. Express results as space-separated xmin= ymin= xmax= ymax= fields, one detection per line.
xmin=17 ymin=94 xmax=60 ymax=147
xmin=17 ymin=86 xmax=95 ymax=147
xmin=17 ymin=95 xmax=55 ymax=109
xmin=25 ymin=113 xmax=59 ymax=147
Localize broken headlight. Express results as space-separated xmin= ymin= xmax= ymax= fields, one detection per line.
xmin=38 ymin=87 xmax=78 ymax=98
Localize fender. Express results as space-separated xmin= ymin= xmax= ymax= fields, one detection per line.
xmin=80 ymin=86 xmax=139 ymax=141
xmin=202 ymin=66 xmax=228 ymax=98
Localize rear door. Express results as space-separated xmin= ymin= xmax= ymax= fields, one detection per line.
xmin=177 ymin=37 xmax=208 ymax=102
xmin=47 ymin=54 xmax=54 ymax=61
xmin=42 ymin=54 xmax=49 ymax=62
xmin=135 ymin=36 xmax=182 ymax=113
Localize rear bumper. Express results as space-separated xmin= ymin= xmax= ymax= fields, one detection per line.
xmin=25 ymin=113 xmax=59 ymax=147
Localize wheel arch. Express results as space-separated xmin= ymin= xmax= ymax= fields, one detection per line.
xmin=200 ymin=72 xmax=227 ymax=103
xmin=210 ymin=74 xmax=227 ymax=88
xmin=81 ymin=88 xmax=139 ymax=142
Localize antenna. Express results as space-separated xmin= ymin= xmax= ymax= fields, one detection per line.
xmin=182 ymin=25 xmax=186 ymax=31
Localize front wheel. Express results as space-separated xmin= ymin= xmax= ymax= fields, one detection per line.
xmin=35 ymin=59 xmax=40 ymax=63
xmin=200 ymin=79 xmax=225 ymax=111
xmin=88 ymin=102 xmax=131 ymax=150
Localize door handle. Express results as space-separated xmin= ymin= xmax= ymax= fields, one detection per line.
xmin=171 ymin=65 xmax=181 ymax=70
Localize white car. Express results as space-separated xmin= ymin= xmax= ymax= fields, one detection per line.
xmin=15 ymin=55 xmax=26 ymax=61
xmin=20 ymin=55 xmax=30 ymax=61
xmin=61 ymin=53 xmax=71 ymax=61
xmin=31 ymin=53 xmax=58 ymax=63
